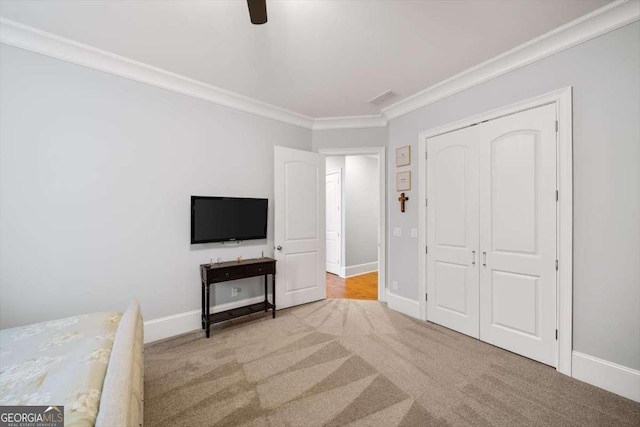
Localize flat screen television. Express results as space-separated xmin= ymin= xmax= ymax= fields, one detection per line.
xmin=191 ymin=196 xmax=268 ymax=244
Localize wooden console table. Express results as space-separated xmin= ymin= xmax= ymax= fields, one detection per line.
xmin=200 ymin=257 xmax=276 ymax=338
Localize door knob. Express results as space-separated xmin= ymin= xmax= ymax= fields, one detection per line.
xmin=276 ymin=245 xmax=283 ymax=251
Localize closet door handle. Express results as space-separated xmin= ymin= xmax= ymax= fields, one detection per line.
xmin=471 ymin=251 xmax=476 ymax=266
xmin=482 ymin=252 xmax=487 ymax=268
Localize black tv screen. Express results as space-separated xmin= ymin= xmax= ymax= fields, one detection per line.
xmin=191 ymin=196 xmax=268 ymax=244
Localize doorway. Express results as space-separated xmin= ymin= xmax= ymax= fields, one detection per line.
xmin=320 ymin=147 xmax=386 ymax=302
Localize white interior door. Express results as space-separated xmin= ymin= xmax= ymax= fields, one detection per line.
xmin=479 ymin=104 xmax=557 ymax=366
xmin=325 ymin=170 xmax=342 ymax=275
xmin=425 ymin=104 xmax=557 ymax=366
xmin=426 ymin=125 xmax=480 ymax=338
xmin=274 ymin=146 xmax=326 ymax=309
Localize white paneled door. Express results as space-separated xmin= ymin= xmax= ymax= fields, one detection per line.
xmin=478 ymin=104 xmax=557 ymax=366
xmin=274 ymin=146 xmax=326 ymax=309
xmin=426 ymin=104 xmax=557 ymax=366
xmin=325 ymin=171 xmax=342 ymax=276
xmin=426 ymin=125 xmax=480 ymax=338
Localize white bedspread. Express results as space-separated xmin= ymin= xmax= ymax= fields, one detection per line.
xmin=0 ymin=311 xmax=121 ymax=426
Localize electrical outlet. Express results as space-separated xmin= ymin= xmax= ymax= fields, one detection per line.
xmin=393 ymin=227 xmax=402 ymax=237
xmin=391 ymin=281 xmax=398 ymax=291
xmin=231 ymin=287 xmax=240 ymax=297
xmin=411 ymin=228 xmax=418 ymax=238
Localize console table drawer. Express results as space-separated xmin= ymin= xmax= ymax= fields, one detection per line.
xmin=246 ymin=264 xmax=275 ymax=276
xmin=209 ymin=269 xmax=244 ymax=281
xmin=205 ymin=262 xmax=275 ymax=282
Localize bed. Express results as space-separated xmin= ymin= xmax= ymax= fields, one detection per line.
xmin=0 ymin=301 xmax=143 ymax=427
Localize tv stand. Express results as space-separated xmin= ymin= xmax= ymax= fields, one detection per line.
xmin=200 ymin=257 xmax=276 ymax=338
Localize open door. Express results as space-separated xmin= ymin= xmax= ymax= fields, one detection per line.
xmin=274 ymin=146 xmax=326 ymax=309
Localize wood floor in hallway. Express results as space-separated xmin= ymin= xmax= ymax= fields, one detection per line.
xmin=326 ymin=271 xmax=378 ymax=300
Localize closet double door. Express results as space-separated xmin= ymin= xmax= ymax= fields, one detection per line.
xmin=426 ymin=104 xmax=557 ymax=366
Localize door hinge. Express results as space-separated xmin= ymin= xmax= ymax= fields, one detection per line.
xmin=555 ymin=121 xmax=559 ymax=132
xmin=425 ymin=246 xmax=428 ymax=254
xmin=555 ymin=329 xmax=558 ymax=340
xmin=425 ymin=151 xmax=428 ymax=160
xmin=425 ymin=198 xmax=428 ymax=207
xmin=426 ymin=293 xmax=428 ymax=301
xmin=555 ymin=260 xmax=559 ymax=271
xmin=556 ymin=190 xmax=559 ymax=201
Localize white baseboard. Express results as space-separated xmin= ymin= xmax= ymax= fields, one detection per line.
xmin=345 ymin=262 xmax=378 ymax=278
xmin=386 ymin=292 xmax=420 ymax=320
xmin=143 ymin=296 xmax=270 ymax=343
xmin=572 ymin=351 xmax=640 ymax=402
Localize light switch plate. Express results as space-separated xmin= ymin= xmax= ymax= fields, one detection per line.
xmin=411 ymin=228 xmax=418 ymax=238
xmin=393 ymin=227 xmax=402 ymax=237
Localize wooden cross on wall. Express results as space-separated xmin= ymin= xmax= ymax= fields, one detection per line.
xmin=398 ymin=192 xmax=409 ymax=213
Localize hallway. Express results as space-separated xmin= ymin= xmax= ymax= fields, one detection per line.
xmin=326 ymin=272 xmax=378 ymax=300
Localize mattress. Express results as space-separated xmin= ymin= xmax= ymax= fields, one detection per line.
xmin=0 ymin=311 xmax=122 ymax=426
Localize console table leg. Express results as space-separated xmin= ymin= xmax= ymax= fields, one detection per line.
xmin=272 ymin=274 xmax=276 ymax=319
xmin=264 ymin=274 xmax=268 ymax=312
xmin=205 ymin=284 xmax=211 ymax=338
xmin=201 ymin=282 xmax=205 ymax=329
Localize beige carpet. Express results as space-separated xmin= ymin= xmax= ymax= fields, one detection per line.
xmin=144 ymin=299 xmax=640 ymax=426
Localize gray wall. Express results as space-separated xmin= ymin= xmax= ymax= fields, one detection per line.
xmin=344 ymin=156 xmax=379 ymax=267
xmin=0 ymin=45 xmax=312 ymax=327
xmin=386 ymin=22 xmax=640 ymax=370
xmin=312 ymin=127 xmax=388 ymax=151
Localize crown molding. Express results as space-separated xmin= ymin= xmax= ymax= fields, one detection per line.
xmin=312 ymin=115 xmax=387 ymax=130
xmin=1 ymin=0 xmax=638 ymax=130
xmin=0 ymin=17 xmax=314 ymax=129
xmin=382 ymin=0 xmax=640 ymax=120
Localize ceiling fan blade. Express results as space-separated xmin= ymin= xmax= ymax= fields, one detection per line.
xmin=247 ymin=0 xmax=267 ymax=25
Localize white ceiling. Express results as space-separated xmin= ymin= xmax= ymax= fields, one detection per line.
xmin=0 ymin=0 xmax=612 ymax=118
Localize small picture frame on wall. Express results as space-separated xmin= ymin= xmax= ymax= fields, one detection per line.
xmin=396 ymin=171 xmax=411 ymax=191
xmin=396 ymin=145 xmax=411 ymax=167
